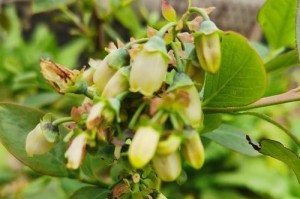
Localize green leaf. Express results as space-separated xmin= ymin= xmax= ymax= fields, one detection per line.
xmin=0 ymin=103 xmax=70 ymax=177
xmin=32 ymin=0 xmax=76 ymax=13
xmin=203 ymin=32 xmax=266 ymax=107
xmin=23 ymin=92 xmax=61 ymax=108
xmin=70 ymin=186 xmax=110 ymax=199
xmin=114 ymin=6 xmax=142 ymax=37
xmin=56 ymin=38 xmax=88 ymax=68
xmin=265 ymin=50 xmax=299 ymax=72
xmin=297 ymin=0 xmax=300 ymax=60
xmin=202 ymin=114 xmax=222 ymax=133
xmin=21 ymin=177 xmax=66 ymax=199
xmin=202 ymin=124 xmax=260 ymax=156
xmin=258 ymin=0 xmax=297 ymax=50
xmin=80 ymin=152 xmax=111 ymax=185
xmin=257 ymin=139 xmax=300 ymax=183
xmin=60 ymin=178 xmax=89 ymax=197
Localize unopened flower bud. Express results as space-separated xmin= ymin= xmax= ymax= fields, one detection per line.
xmin=25 ymin=124 xmax=55 ymax=157
xmin=167 ymin=73 xmax=203 ymax=128
xmin=186 ymin=51 xmax=205 ymax=91
xmin=65 ymin=134 xmax=88 ymax=169
xmin=130 ymin=36 xmax=169 ymax=96
xmin=106 ymin=48 xmax=130 ymax=70
xmin=156 ymin=134 xmax=181 ymax=155
xmin=182 ymin=130 xmax=205 ymax=169
xmin=152 ymin=152 xmax=182 ymax=182
xmin=91 ymin=58 xmax=116 ymax=94
xmin=128 ymin=126 xmax=160 ymax=168
xmin=40 ymin=59 xmax=81 ymax=94
xmin=101 ymin=66 xmax=130 ymax=98
xmin=92 ymin=49 xmax=129 ymax=94
xmin=182 ymin=86 xmax=203 ymax=128
xmin=26 ymin=114 xmax=59 ymax=157
xmin=83 ymin=67 xmax=95 ymax=86
xmin=194 ymin=21 xmax=221 ymax=74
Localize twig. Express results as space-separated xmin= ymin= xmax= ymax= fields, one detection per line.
xmin=203 ymin=88 xmax=300 ymax=113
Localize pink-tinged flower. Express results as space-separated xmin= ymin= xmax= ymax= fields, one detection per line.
xmin=129 ymin=36 xmax=169 ymax=96
xmin=86 ymin=102 xmax=106 ymax=130
xmin=128 ymin=126 xmax=160 ymax=168
xmin=182 ymin=130 xmax=205 ymax=169
xmin=25 ymin=123 xmax=55 ymax=157
xmin=40 ymin=59 xmax=81 ymax=94
xmin=166 ymin=73 xmax=203 ymax=128
xmin=65 ymin=134 xmax=88 ymax=169
xmin=194 ymin=21 xmax=222 ymax=74
xmin=152 ymin=151 xmax=182 ymax=182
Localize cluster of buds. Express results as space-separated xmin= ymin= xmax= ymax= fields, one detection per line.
xmin=25 ymin=2 xmax=223 ymax=198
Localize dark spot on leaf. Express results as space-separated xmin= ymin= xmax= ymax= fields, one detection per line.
xmin=246 ymin=135 xmax=261 ymax=151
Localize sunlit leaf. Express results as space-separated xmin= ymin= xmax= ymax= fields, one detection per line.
xmin=203 ymin=32 xmax=266 ymax=107
xmin=258 ymin=0 xmax=297 ymax=50
xmin=257 ymin=139 xmax=300 ymax=183
xmin=265 ymin=50 xmax=299 ymax=72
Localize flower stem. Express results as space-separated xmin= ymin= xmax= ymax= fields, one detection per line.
xmin=124 ymin=38 xmax=149 ymax=48
xmin=116 ymin=91 xmax=129 ymax=101
xmin=189 ymin=7 xmax=210 ymax=21
xmin=171 ymin=42 xmax=184 ymax=72
xmin=85 ymin=87 xmax=95 ymax=99
xmin=203 ymin=88 xmax=300 ymax=113
xmin=52 ymin=117 xmax=73 ymax=126
xmin=151 ymin=110 xmax=164 ymax=123
xmin=129 ymin=102 xmax=147 ymax=129
xmin=170 ymin=113 xmax=180 ymax=129
xmin=157 ymin=22 xmax=177 ymax=37
xmin=187 ymin=0 xmax=192 ymax=9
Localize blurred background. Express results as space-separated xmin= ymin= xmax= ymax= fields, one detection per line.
xmin=0 ymin=0 xmax=300 ymax=198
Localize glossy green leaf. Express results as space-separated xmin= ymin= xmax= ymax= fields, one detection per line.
xmin=203 ymin=32 xmax=266 ymax=107
xmin=70 ymin=186 xmax=110 ymax=199
xmin=257 ymin=139 xmax=300 ymax=183
xmin=202 ymin=125 xmax=260 ymax=156
xmin=32 ymin=0 xmax=76 ymax=13
xmin=0 ymin=103 xmax=70 ymax=177
xmin=258 ymin=0 xmax=297 ymax=50
xmin=265 ymin=50 xmax=299 ymax=72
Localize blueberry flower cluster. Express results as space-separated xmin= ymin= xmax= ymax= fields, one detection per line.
xmin=25 ymin=2 xmax=222 ymax=198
